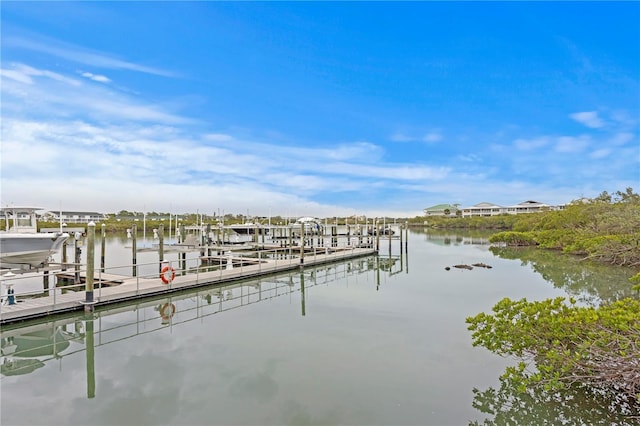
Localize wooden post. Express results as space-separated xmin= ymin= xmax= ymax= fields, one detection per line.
xmin=300 ymin=231 xmax=305 ymax=267
xmin=74 ymin=234 xmax=81 ymax=285
xmin=376 ymin=255 xmax=381 ymax=291
xmin=132 ymin=224 xmax=137 ymax=277
xmin=405 ymin=223 xmax=409 ymax=253
xmin=100 ymin=223 xmax=106 ymax=272
xmin=375 ymin=219 xmax=380 ymax=252
xmin=43 ymin=269 xmax=49 ymax=292
xmin=331 ymin=225 xmax=337 ymax=247
xmin=405 ymin=223 xmax=409 ymax=273
xmin=158 ymin=224 xmax=164 ymax=272
xmin=85 ymin=222 xmax=95 ymax=311
xmin=62 ymin=240 xmax=68 ymax=271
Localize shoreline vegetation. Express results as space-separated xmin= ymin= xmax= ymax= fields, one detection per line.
xmin=462 ymin=188 xmax=639 ymax=423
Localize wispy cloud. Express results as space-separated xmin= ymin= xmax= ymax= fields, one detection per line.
xmin=555 ymin=135 xmax=590 ymax=153
xmin=589 ymin=148 xmax=610 ymax=159
xmin=514 ymin=137 xmax=549 ymax=150
xmin=390 ymin=130 xmax=442 ymax=143
xmin=422 ymin=132 xmax=442 ymax=143
xmin=608 ymin=132 xmax=634 ymax=146
xmin=570 ymin=111 xmax=604 ymax=129
xmin=4 ymin=35 xmax=175 ymax=77
xmin=390 ymin=133 xmax=415 ymax=142
xmin=81 ymin=71 xmax=111 ymax=83
xmin=1 ymin=63 xmax=451 ymax=216
xmin=2 ymin=63 xmax=188 ymax=124
xmin=1 ymin=63 xmax=81 ymax=86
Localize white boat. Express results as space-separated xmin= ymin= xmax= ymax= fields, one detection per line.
xmin=227 ymin=223 xmax=259 ymax=235
xmin=0 ymin=207 xmax=69 ymax=270
xmin=295 ymin=217 xmax=322 ymax=234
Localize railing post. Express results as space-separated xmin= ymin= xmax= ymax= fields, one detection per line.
xmin=84 ymin=221 xmax=96 ymax=312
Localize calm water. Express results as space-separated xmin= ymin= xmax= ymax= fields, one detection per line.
xmin=1 ymin=229 xmax=637 ymax=425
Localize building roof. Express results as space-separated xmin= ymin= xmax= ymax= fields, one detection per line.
xmin=45 ymin=211 xmax=106 ymax=216
xmin=468 ymin=202 xmax=503 ymax=208
xmin=424 ymin=204 xmax=456 ymax=211
xmin=514 ymin=200 xmax=546 ymax=206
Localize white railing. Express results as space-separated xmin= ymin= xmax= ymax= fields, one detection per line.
xmin=1 ymin=237 xmax=383 ymax=316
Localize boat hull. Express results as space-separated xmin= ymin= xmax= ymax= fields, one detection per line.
xmin=0 ymin=233 xmax=69 ymax=269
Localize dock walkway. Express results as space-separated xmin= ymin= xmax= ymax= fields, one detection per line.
xmin=0 ymin=246 xmax=375 ymax=324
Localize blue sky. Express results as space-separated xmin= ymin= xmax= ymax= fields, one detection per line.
xmin=1 ymin=2 xmax=638 ymax=217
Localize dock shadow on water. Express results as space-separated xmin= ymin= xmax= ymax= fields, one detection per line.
xmin=1 ymin=230 xmax=638 ymax=425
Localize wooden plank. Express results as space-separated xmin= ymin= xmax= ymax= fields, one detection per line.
xmin=55 ymin=271 xmax=127 ymax=285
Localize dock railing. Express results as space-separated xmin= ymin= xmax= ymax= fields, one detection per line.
xmin=1 ymin=237 xmax=383 ymax=318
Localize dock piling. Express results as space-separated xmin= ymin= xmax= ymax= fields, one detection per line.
xmin=100 ymin=223 xmax=106 ymax=272
xmin=158 ymin=225 xmax=164 ymax=272
xmin=74 ymin=234 xmax=82 ymax=285
xmin=85 ymin=221 xmax=95 ymax=312
xmin=132 ymin=224 xmax=137 ymax=277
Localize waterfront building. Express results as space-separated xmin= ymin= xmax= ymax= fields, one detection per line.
xmin=423 ymin=204 xmax=461 ymax=217
xmin=42 ymin=211 xmax=109 ymax=224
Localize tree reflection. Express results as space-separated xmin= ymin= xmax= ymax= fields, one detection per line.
xmin=472 ymin=246 xmax=640 ymax=425
xmin=490 ymin=246 xmax=639 ymax=303
xmin=470 ymin=372 xmax=639 ymax=426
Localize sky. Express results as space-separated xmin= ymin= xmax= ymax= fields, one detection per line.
xmin=1 ymin=2 xmax=639 ymax=218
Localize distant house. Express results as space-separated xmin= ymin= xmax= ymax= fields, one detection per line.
xmin=461 ymin=200 xmax=561 ymax=217
xmin=423 ymin=204 xmax=461 ymax=217
xmin=504 ymin=200 xmax=552 ymax=215
xmin=462 ymin=202 xmax=504 ymax=217
xmin=42 ymin=211 xmax=109 ymax=224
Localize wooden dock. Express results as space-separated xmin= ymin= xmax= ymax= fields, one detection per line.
xmin=200 ymin=255 xmax=264 ymax=266
xmin=0 ymin=246 xmax=376 ymax=324
xmin=55 ymin=271 xmax=127 ymax=286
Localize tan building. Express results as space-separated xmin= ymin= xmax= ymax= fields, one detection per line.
xmin=461 ymin=200 xmax=561 ymax=217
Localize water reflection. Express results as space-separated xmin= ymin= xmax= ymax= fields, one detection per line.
xmin=1 ymin=256 xmax=391 ymax=384
xmin=473 ymin=246 xmax=640 ymax=425
xmin=470 ymin=370 xmax=640 ymax=425
xmin=490 ymin=245 xmax=640 ymax=303
xmin=3 ymin=231 xmax=637 ymax=425
xmin=1 ymin=322 xmax=84 ymax=376
xmin=412 ymin=228 xmax=493 ymax=246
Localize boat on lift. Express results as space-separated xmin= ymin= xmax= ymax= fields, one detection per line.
xmin=0 ymin=207 xmax=69 ymax=271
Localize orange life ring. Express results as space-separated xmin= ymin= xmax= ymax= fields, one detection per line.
xmin=160 ymin=303 xmax=176 ymax=320
xmin=160 ymin=266 xmax=176 ymax=284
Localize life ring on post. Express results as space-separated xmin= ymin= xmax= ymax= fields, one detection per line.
xmin=160 ymin=265 xmax=176 ymax=284
xmin=160 ymin=303 xmax=176 ymax=320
